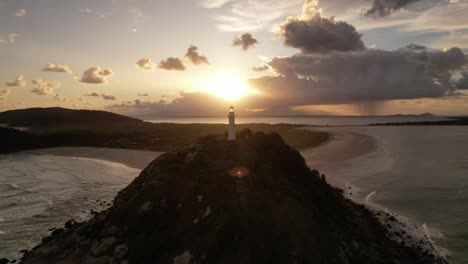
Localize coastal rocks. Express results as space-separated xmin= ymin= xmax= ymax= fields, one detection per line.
xmin=19 ymin=132 xmax=447 ymax=264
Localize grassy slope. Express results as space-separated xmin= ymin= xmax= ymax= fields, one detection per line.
xmin=1 ymin=122 xmax=329 ymax=154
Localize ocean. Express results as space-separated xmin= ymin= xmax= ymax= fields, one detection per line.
xmin=0 ymin=155 xmax=140 ymax=260
xmin=1 ymin=116 xmax=467 ymax=263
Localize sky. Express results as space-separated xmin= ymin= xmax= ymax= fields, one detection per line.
xmin=1 ymin=0 xmax=468 ymax=117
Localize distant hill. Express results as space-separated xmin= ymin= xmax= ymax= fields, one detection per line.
xmin=0 ymin=107 xmax=141 ymax=129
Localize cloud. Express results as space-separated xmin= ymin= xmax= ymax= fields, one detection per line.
xmin=0 ymin=89 xmax=10 ymax=100
xmin=249 ymin=46 xmax=467 ymax=105
xmin=5 ymin=75 xmax=26 ymax=87
xmin=136 ymin=58 xmax=156 ymax=71
xmin=14 ymin=9 xmax=27 ymax=17
xmin=199 ymin=0 xmax=233 ymax=8
xmin=79 ymin=66 xmax=113 ymax=84
xmin=456 ymin=72 xmax=468 ymax=89
xmin=200 ymin=0 xmax=305 ymax=31
xmin=53 ymin=93 xmax=66 ymax=102
xmin=232 ymin=33 xmax=258 ymax=50
xmin=84 ymin=92 xmax=100 ymax=97
xmin=159 ymin=57 xmax=186 ymax=71
xmin=42 ymin=63 xmax=72 ymax=74
xmin=279 ymin=13 xmax=365 ymax=53
xmin=31 ymin=79 xmax=61 ymax=96
xmin=84 ymin=92 xmax=116 ymax=100
xmin=185 ymin=45 xmax=209 ymax=65
xmin=252 ymin=65 xmax=269 ymax=71
xmin=107 ymin=91 xmax=327 ymax=118
xmin=102 ymin=94 xmax=116 ymax=100
xmin=0 ymin=34 xmax=19 ymax=44
xmin=365 ymin=0 xmax=421 ymax=17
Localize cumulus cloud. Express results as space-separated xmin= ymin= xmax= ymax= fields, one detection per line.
xmin=279 ymin=13 xmax=365 ymax=53
xmin=456 ymin=72 xmax=468 ymax=89
xmin=185 ymin=45 xmax=209 ymax=65
xmin=252 ymin=65 xmax=269 ymax=71
xmin=6 ymin=75 xmax=26 ymax=87
xmin=84 ymin=92 xmax=116 ymax=100
xmin=53 ymin=93 xmax=66 ymax=102
xmin=0 ymin=89 xmax=10 ymax=100
xmin=0 ymin=33 xmax=18 ymax=44
xmin=79 ymin=66 xmax=113 ymax=84
xmin=136 ymin=58 xmax=156 ymax=71
xmin=365 ymin=0 xmax=421 ymax=17
xmin=249 ymin=46 xmax=467 ymax=105
xmin=159 ymin=57 xmax=186 ymax=71
xmin=31 ymin=79 xmax=61 ymax=96
xmin=42 ymin=63 xmax=72 ymax=74
xmin=14 ymin=9 xmax=27 ymax=17
xmin=232 ymin=33 xmax=258 ymax=50
xmin=102 ymin=94 xmax=116 ymax=100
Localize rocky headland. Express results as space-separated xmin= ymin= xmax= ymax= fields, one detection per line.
xmin=13 ymin=131 xmax=447 ymax=264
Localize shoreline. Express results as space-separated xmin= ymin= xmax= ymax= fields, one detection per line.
xmin=18 ymin=147 xmax=164 ymax=170
xmin=300 ymin=127 xmax=448 ymax=261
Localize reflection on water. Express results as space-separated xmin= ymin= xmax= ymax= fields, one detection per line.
xmin=0 ymin=154 xmax=140 ymax=260
xmin=310 ymin=126 xmax=468 ymax=264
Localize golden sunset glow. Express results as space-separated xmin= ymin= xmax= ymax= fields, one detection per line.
xmin=201 ymin=73 xmax=255 ymax=101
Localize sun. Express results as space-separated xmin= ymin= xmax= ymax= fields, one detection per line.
xmin=201 ymin=73 xmax=255 ymax=101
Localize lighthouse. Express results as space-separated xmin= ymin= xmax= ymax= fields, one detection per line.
xmin=228 ymin=106 xmax=236 ymax=141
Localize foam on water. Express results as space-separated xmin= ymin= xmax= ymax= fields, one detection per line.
xmin=0 ymin=153 xmax=141 ymax=260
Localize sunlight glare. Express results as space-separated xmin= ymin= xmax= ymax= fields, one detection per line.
xmin=201 ymin=73 xmax=254 ymax=101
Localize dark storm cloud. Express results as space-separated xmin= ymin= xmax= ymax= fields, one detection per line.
xmin=159 ymin=57 xmax=186 ymax=71
xmin=365 ymin=0 xmax=421 ymax=17
xmin=249 ymin=47 xmax=467 ymax=105
xmin=279 ymin=13 xmax=365 ymax=54
xmin=185 ymin=45 xmax=209 ymax=65
xmin=232 ymin=33 xmax=257 ymax=50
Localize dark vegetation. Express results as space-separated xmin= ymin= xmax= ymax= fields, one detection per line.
xmin=18 ymin=131 xmax=446 ymax=264
xmin=0 ymin=108 xmax=328 ymax=154
xmin=371 ymin=116 xmax=468 ymax=126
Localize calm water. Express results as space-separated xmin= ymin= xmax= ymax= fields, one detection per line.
xmin=309 ymin=126 xmax=468 ymax=264
xmin=146 ymin=115 xmax=446 ymax=125
xmin=0 ymin=155 xmax=140 ymax=260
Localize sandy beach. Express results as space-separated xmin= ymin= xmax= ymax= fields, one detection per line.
xmin=20 ymin=147 xmax=164 ymax=170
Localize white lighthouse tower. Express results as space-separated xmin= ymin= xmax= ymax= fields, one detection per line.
xmin=228 ymin=106 xmax=236 ymax=141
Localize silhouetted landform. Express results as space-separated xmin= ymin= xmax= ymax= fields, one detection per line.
xmin=371 ymin=116 xmax=468 ymax=126
xmin=0 ymin=107 xmax=142 ymax=129
xmin=17 ymin=131 xmax=446 ymax=264
xmin=0 ymin=108 xmax=329 ymax=153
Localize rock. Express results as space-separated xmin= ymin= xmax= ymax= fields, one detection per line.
xmin=64 ymin=219 xmax=77 ymax=229
xmin=0 ymin=258 xmax=9 ymax=264
xmin=51 ymin=228 xmax=64 ymax=236
xmin=113 ymin=244 xmax=127 ymax=260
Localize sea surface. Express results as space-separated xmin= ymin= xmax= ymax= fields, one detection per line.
xmin=307 ymin=126 xmax=468 ymax=264
xmin=0 ymin=116 xmax=467 ymax=263
xmin=146 ymin=115 xmax=446 ymax=125
xmin=0 ymin=155 xmax=140 ymax=260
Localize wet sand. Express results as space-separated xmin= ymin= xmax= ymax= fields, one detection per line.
xmin=20 ymin=147 xmax=163 ymax=169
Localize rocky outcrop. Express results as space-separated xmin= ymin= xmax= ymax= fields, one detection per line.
xmin=19 ymin=131 xmax=447 ymax=264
